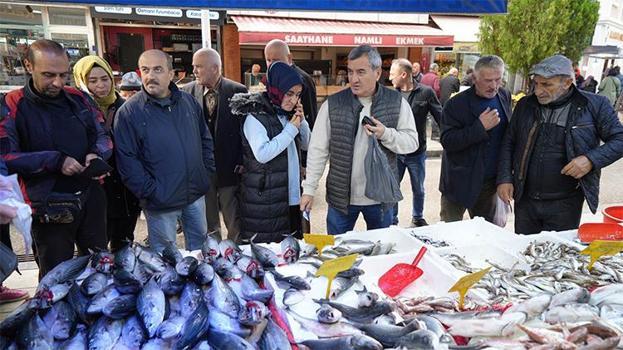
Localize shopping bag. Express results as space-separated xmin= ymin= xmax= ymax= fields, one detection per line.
xmin=0 ymin=174 xmax=32 ymax=253
xmin=493 ymin=195 xmax=512 ymax=227
xmin=364 ymin=136 xmax=403 ymax=203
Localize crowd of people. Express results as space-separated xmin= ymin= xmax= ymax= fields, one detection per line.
xmin=0 ymin=38 xmax=622 ymax=304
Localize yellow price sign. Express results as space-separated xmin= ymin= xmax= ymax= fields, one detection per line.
xmin=315 ymin=254 xmax=358 ymax=299
xmin=580 ymin=240 xmax=623 ymax=270
xmin=448 ymin=266 xmax=491 ymax=310
xmin=304 ymin=234 xmax=335 ymax=255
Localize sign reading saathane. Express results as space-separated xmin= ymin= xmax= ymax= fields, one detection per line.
xmin=243 ymin=33 xmax=448 ymax=47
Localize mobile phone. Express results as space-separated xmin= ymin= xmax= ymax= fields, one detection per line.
xmin=82 ymin=158 xmax=113 ymax=178
xmin=361 ymin=116 xmax=377 ymax=127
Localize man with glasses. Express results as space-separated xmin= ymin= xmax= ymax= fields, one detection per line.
xmin=114 ymin=49 xmax=215 ymax=253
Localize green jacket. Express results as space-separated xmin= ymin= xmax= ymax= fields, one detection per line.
xmin=598 ymin=76 xmax=620 ymax=106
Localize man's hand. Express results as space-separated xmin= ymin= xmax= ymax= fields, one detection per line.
xmin=300 ymin=194 xmax=314 ymax=212
xmin=61 ymin=156 xmax=85 ymax=176
xmin=479 ymin=107 xmax=500 ymax=131
xmin=0 ymin=204 xmax=17 ymax=224
xmin=85 ymin=153 xmax=99 ymax=167
xmin=497 ymin=183 xmax=514 ymax=205
xmin=561 ymin=155 xmax=593 ymax=179
xmin=364 ymin=116 xmax=386 ymax=138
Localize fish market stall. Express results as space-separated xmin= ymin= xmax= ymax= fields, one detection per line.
xmin=3 ymin=218 xmax=623 ymax=349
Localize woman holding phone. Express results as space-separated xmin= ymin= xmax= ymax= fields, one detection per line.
xmin=232 ymin=61 xmax=310 ymax=243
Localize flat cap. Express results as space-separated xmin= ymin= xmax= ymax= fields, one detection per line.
xmin=529 ymin=54 xmax=574 ymax=78
xmin=120 ymin=72 xmax=142 ymax=91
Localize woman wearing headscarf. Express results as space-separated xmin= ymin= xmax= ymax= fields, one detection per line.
xmin=73 ymin=56 xmax=140 ymax=251
xmin=598 ymin=68 xmax=621 ymax=106
xmin=230 ymin=61 xmax=310 ymax=244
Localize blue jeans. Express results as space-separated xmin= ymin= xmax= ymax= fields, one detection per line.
xmin=393 ymin=152 xmax=426 ymax=225
xmin=144 ymin=196 xmax=207 ymax=253
xmin=327 ymin=204 xmax=392 ymax=235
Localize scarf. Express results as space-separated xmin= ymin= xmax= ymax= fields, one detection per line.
xmin=73 ymin=55 xmax=117 ymax=113
xmin=266 ymin=61 xmax=303 ymax=116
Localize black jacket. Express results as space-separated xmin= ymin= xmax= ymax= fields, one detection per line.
xmin=399 ymin=81 xmax=442 ymax=155
xmin=103 ymin=94 xmax=140 ymax=218
xmin=439 ymin=87 xmax=512 ymax=208
xmin=182 ymin=78 xmax=247 ymax=188
xmin=293 ymin=64 xmax=318 ymax=130
xmin=114 ymin=83 xmax=215 ymax=211
xmin=440 ymin=75 xmax=460 ymax=106
xmin=497 ymin=87 xmax=623 ymax=213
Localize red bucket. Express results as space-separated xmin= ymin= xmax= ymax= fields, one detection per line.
xmin=603 ymin=205 xmax=623 ymax=224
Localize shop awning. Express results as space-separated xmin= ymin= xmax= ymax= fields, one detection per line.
xmin=431 ymin=15 xmax=481 ymax=43
xmin=233 ymin=16 xmax=454 ymax=47
xmin=44 ymin=1 xmax=507 ymax=14
xmin=584 ymin=45 xmax=623 ymax=59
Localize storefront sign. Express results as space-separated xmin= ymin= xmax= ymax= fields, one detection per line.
xmin=453 ymin=42 xmax=479 ymax=53
xmin=94 ymin=6 xmax=132 ymax=14
xmin=609 ymin=30 xmax=623 ymax=43
xmin=135 ymin=7 xmax=182 ymax=17
xmin=241 ymin=33 xmax=453 ymax=47
xmin=186 ymin=10 xmax=220 ymax=20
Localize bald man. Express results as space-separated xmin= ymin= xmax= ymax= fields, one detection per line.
xmin=114 ymin=49 xmax=215 ymax=253
xmin=182 ymin=48 xmax=247 ymax=241
xmin=264 ymin=39 xmax=318 ymax=130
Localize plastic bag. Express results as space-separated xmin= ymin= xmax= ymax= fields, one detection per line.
xmin=0 ymin=174 xmax=32 ymax=253
xmin=493 ymin=195 xmax=512 ymax=227
xmin=364 ymin=136 xmax=403 ymax=203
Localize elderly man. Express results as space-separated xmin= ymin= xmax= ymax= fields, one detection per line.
xmin=301 ymin=45 xmax=418 ymax=234
xmin=412 ymin=62 xmax=423 ymax=83
xmin=114 ymin=50 xmax=215 ymax=252
xmin=388 ymin=58 xmax=441 ymax=227
xmin=421 ymin=63 xmax=441 ymax=98
xmin=264 ymin=39 xmax=318 ymax=130
xmin=439 ymin=55 xmax=511 ymax=223
xmin=0 ymin=39 xmax=112 ymax=278
xmin=182 ymin=48 xmax=247 ymax=242
xmin=498 ymin=55 xmax=623 ymax=234
xmin=440 ymin=67 xmax=460 ymax=106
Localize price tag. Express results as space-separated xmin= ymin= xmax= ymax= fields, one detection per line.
xmin=315 ymin=254 xmax=358 ymax=299
xmin=304 ymin=234 xmax=335 ymax=255
xmin=580 ymin=240 xmax=623 ymax=269
xmin=448 ymin=266 xmax=491 ymax=310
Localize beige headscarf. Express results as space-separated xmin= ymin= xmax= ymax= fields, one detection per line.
xmin=73 ymin=55 xmax=117 ymax=113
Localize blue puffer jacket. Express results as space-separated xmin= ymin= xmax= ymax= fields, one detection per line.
xmin=497 ymin=86 xmax=623 ymax=213
xmin=113 ymin=83 xmax=215 ymax=211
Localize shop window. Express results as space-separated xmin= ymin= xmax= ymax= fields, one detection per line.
xmin=0 ymin=29 xmax=44 ymax=87
xmin=48 ymin=7 xmax=87 ymax=26
xmin=0 ymin=4 xmax=43 ymax=26
xmin=50 ymin=33 xmax=89 ymax=69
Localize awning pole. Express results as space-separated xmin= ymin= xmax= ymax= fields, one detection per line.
xmin=201 ymin=9 xmax=211 ymax=49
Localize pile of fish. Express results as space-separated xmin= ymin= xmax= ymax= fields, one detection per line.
xmin=408 ymin=233 xmax=450 ymax=248
xmin=442 ymin=240 xmax=623 ymax=304
xmin=0 ymin=233 xmax=307 ymax=349
xmin=319 ymin=238 xmax=397 ymax=259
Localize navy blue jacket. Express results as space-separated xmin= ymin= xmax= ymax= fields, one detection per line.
xmin=439 ymin=87 xmax=512 ymax=208
xmin=497 ymin=87 xmax=623 ymax=213
xmin=0 ymin=81 xmax=112 ymax=204
xmin=113 ymin=83 xmax=215 ymax=211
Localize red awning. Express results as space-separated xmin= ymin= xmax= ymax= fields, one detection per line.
xmin=232 ymin=16 xmax=453 ymax=47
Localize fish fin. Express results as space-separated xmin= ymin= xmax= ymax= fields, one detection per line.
xmin=250 ymin=233 xmax=258 ymax=244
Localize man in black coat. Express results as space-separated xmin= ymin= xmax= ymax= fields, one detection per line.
xmin=389 ymin=58 xmax=442 ymax=227
xmin=497 ymin=55 xmax=623 ymax=234
xmin=439 ymin=67 xmax=460 ymax=106
xmin=182 ymin=48 xmax=247 ymax=242
xmin=439 ymin=55 xmax=511 ymax=223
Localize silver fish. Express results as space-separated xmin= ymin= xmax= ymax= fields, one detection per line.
xmin=201 ymin=232 xmax=221 ymax=263
xmin=351 ymin=319 xmax=421 ymax=348
xmin=236 ymin=254 xmax=265 ymax=279
xmin=208 ymin=274 xmax=241 ymax=318
xmin=395 ymin=329 xmax=439 ymax=350
xmin=133 ymin=244 xmax=166 ymax=273
xmin=239 ymin=300 xmax=270 ymax=326
xmin=81 ymin=272 xmax=109 ymax=296
xmin=258 ymin=318 xmax=290 ymax=350
xmin=317 ymin=304 xmax=342 ymax=324
xmin=0 ymin=300 xmax=35 ymax=336
xmin=176 ymin=256 xmax=199 ymax=277
xmin=207 ymin=330 xmax=255 ymax=350
xmin=281 ymin=232 xmax=301 ymax=264
xmin=272 ymin=270 xmax=311 ymax=290
xmin=229 ymin=271 xmax=274 ymax=303
xmin=300 ymin=334 xmax=383 ymax=350
xmin=157 ymin=316 xmax=186 ymax=340
xmin=315 ymin=299 xmax=394 ymax=324
xmin=102 ymin=294 xmax=137 ymax=319
xmin=283 ymin=288 xmax=305 ymax=306
xmin=505 ymin=294 xmax=551 ymax=318
xmin=113 ymin=269 xmax=142 ymax=294
xmin=114 ymin=244 xmax=136 ymax=272
xmin=17 ymin=313 xmax=53 ymax=350
xmin=66 ymin=283 xmax=90 ymax=324
xmin=119 ymin=315 xmax=147 ymax=349
xmin=88 ymin=284 xmax=121 ymax=315
xmin=157 ymin=266 xmax=185 ymax=296
xmin=590 ymin=284 xmax=623 ymax=307
xmin=193 ymin=262 xmax=215 ymax=285
xmin=288 ymin=309 xmax=363 ymax=338
xmin=219 ymin=239 xmax=242 ymax=263
xmin=60 ymin=324 xmax=87 ymax=350
xmin=88 ymin=316 xmax=122 ymax=350
xmin=446 ymin=311 xmax=526 ymax=337
xmin=549 ymin=288 xmax=590 ymax=308
xmin=42 ymin=300 xmax=76 ymax=340
xmin=208 ymin=308 xmax=252 ymax=337
xmin=356 ymin=286 xmax=379 ymax=308
xmin=330 ymin=276 xmax=358 ymax=299
xmin=543 ymin=303 xmax=600 ymax=324
xmin=141 ymin=338 xmax=173 ymax=350
xmin=137 ymin=278 xmax=166 ymax=338
xmin=180 ymin=281 xmax=203 ymax=318
xmin=91 ymin=251 xmax=115 ymax=274
xmin=39 ymin=255 xmax=91 ymax=290
xmin=177 ymin=301 xmax=211 ymax=350
xmin=31 ymin=282 xmax=71 ymax=309
xmin=250 ymin=234 xmax=280 ymax=268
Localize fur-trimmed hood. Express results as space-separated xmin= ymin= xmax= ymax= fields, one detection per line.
xmin=229 ymin=92 xmax=275 ymax=118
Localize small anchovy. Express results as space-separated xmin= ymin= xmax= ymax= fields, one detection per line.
xmin=316 ymin=304 xmax=342 ymax=324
